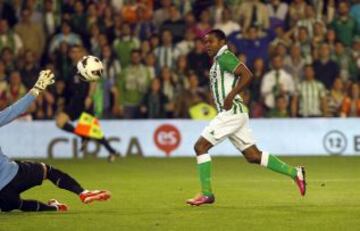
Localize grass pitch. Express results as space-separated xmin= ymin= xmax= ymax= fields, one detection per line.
xmin=1 ymin=156 xmax=360 ymax=231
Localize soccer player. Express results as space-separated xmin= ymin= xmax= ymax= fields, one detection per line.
xmin=55 ymin=45 xmax=119 ymax=162
xmin=186 ymin=29 xmax=306 ymax=206
xmin=0 ymin=70 xmax=111 ymax=212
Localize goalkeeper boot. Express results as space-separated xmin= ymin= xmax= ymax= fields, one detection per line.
xmin=80 ymin=190 xmax=111 ymax=204
xmin=48 ymin=199 xmax=68 ymax=212
xmin=186 ymin=193 xmax=215 ymax=206
xmin=107 ymin=152 xmax=120 ymax=163
xmin=294 ymin=166 xmax=306 ymax=196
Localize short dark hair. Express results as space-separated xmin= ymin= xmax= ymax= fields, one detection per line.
xmin=207 ymin=29 xmax=227 ymax=42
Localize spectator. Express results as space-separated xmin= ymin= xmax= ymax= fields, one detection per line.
xmin=186 ymin=38 xmax=211 ymax=87
xmin=291 ymin=65 xmax=327 ymax=117
xmin=49 ymin=21 xmax=82 ymax=55
xmin=54 ymin=42 xmax=72 ymax=81
xmin=229 ymin=26 xmax=273 ymax=67
xmin=0 ymin=0 xmax=17 ymax=27
xmin=159 ymin=66 xmax=177 ymax=118
xmin=100 ymin=45 xmax=122 ymax=118
xmin=119 ymin=49 xmax=151 ymax=119
xmin=51 ymin=80 xmax=66 ymax=116
xmin=240 ymin=0 xmax=270 ymax=31
xmin=288 ymin=0 xmax=308 ymax=27
xmin=70 ymin=1 xmax=87 ymax=43
xmin=267 ymin=0 xmax=288 ymax=29
xmin=153 ymin=29 xmax=180 ymax=70
xmin=140 ymin=78 xmax=168 ymax=118
xmin=331 ymin=40 xmax=356 ymax=81
xmin=249 ymin=57 xmax=266 ymax=106
xmin=153 ymin=0 xmax=172 ymax=28
xmin=160 ymin=5 xmax=186 ymax=43
xmin=209 ymin=0 xmax=226 ymax=25
xmin=267 ymin=95 xmax=290 ymax=118
xmin=113 ymin=23 xmax=140 ymax=68
xmin=19 ymin=50 xmax=40 ymax=90
xmin=297 ymin=4 xmax=317 ymax=38
xmin=144 ymin=52 xmax=157 ymax=80
xmin=0 ymin=19 xmax=23 ymax=56
xmin=350 ymin=0 xmax=360 ymax=31
xmin=0 ymin=60 xmax=7 ymax=96
xmin=102 ymin=6 xmax=115 ymax=44
xmin=43 ymin=0 xmax=60 ymax=39
xmin=173 ymin=55 xmax=190 ymax=90
xmin=5 ymin=71 xmax=27 ymax=105
xmin=133 ymin=5 xmax=156 ymax=42
xmin=331 ymin=1 xmax=359 ymax=47
xmin=1 ymin=47 xmax=16 ymax=74
xmin=15 ymin=8 xmax=45 ymax=60
xmin=327 ymin=78 xmax=345 ymax=116
xmin=176 ymin=28 xmax=195 ymax=56
xmin=284 ymin=43 xmax=305 ymax=85
xmin=87 ymin=3 xmax=100 ymax=29
xmin=261 ymin=55 xmax=295 ymax=110
xmin=214 ymin=7 xmax=241 ymax=36
xmin=175 ymin=72 xmax=209 ymax=118
xmin=313 ymin=43 xmax=340 ymax=89
xmin=340 ymin=82 xmax=360 ymax=117
xmin=194 ymin=9 xmax=212 ymax=38
xmin=295 ymin=26 xmax=312 ymax=64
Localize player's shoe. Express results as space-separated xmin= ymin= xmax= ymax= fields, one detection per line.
xmin=186 ymin=194 xmax=215 ymax=206
xmin=80 ymin=190 xmax=111 ymax=204
xmin=107 ymin=153 xmax=120 ymax=163
xmin=48 ymin=199 xmax=68 ymax=212
xmin=294 ymin=166 xmax=306 ymax=196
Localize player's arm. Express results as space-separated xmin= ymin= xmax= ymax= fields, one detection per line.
xmin=85 ymin=82 xmax=97 ymax=109
xmin=223 ymin=63 xmax=253 ymax=110
xmin=0 ymin=70 xmax=54 ymax=127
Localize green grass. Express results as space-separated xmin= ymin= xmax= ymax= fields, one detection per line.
xmin=1 ymin=156 xmax=360 ymax=231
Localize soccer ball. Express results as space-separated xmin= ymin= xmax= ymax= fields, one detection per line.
xmin=77 ymin=55 xmax=104 ymax=82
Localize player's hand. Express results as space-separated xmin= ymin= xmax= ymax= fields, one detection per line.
xmin=223 ymin=94 xmax=234 ymax=111
xmin=31 ymin=70 xmax=55 ymax=96
xmin=85 ymin=97 xmax=92 ymax=109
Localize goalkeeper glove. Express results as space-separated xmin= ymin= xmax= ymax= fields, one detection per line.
xmin=30 ymin=70 xmax=55 ymax=96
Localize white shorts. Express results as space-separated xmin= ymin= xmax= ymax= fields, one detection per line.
xmin=201 ymin=111 xmax=255 ymax=151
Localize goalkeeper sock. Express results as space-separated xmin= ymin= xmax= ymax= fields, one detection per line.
xmin=260 ymin=152 xmax=297 ymax=179
xmin=197 ymin=154 xmax=213 ymax=196
xmin=46 ymin=165 xmax=85 ymax=195
xmin=19 ymin=200 xmax=57 ymax=212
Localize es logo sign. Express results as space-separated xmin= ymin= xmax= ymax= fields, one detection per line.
xmin=154 ymin=124 xmax=181 ymax=156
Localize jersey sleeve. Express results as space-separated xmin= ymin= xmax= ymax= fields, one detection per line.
xmin=218 ymin=51 xmax=241 ymax=74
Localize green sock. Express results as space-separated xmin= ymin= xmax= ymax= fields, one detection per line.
xmin=261 ymin=152 xmax=297 ymax=179
xmin=197 ymin=154 xmax=212 ymax=196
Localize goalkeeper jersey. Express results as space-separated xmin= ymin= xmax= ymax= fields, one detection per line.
xmin=0 ymin=93 xmax=35 ymax=190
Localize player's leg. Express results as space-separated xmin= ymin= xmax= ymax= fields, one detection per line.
xmin=187 ymin=111 xmax=242 ymax=206
xmin=186 ymin=136 xmax=215 ymax=206
xmin=242 ymin=146 xmax=306 ymax=196
xmin=229 ymin=114 xmax=306 ymax=196
xmin=56 ymin=111 xmax=118 ymax=161
xmin=43 ymin=163 xmax=111 ymax=204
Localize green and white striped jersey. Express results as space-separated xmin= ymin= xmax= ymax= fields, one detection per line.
xmin=297 ymin=79 xmax=326 ymax=117
xmin=209 ymin=45 xmax=248 ymax=114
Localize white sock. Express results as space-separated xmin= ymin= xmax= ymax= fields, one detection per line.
xmin=260 ymin=151 xmax=269 ymax=167
xmin=197 ymin=153 xmax=211 ymax=164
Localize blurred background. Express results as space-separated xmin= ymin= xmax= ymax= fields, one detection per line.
xmin=0 ymin=0 xmax=358 ymax=121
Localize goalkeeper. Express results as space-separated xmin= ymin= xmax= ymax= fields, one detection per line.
xmin=55 ymin=45 xmax=119 ymax=162
xmin=0 ymin=70 xmax=111 ymax=212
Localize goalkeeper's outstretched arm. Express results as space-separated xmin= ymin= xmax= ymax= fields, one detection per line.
xmin=0 ymin=70 xmax=55 ymax=128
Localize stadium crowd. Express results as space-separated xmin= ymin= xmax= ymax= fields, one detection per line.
xmin=0 ymin=0 xmax=359 ymax=119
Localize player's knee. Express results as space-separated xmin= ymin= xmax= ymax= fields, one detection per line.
xmin=194 ymin=142 xmax=205 ymax=156
xmin=245 ymin=153 xmax=261 ymax=164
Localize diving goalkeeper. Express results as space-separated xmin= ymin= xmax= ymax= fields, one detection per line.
xmin=0 ymin=70 xmax=110 ymax=212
